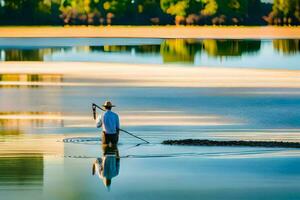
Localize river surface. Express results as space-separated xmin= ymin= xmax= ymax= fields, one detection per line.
xmin=0 ymin=38 xmax=300 ymax=200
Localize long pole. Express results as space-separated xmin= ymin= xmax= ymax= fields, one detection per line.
xmin=92 ymin=103 xmax=150 ymax=144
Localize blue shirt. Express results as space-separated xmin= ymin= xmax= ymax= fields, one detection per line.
xmin=96 ymin=110 xmax=120 ymax=134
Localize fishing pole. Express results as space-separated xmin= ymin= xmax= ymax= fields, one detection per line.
xmin=92 ymin=103 xmax=150 ymax=144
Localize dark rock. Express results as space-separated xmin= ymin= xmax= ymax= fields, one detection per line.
xmin=162 ymin=139 xmax=300 ymax=148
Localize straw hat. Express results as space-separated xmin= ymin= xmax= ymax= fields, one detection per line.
xmin=102 ymin=101 xmax=115 ymax=108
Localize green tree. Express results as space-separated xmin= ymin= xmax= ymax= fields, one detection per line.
xmin=269 ymin=0 xmax=300 ymax=25
xmin=132 ymin=0 xmax=166 ymax=25
xmin=0 ymin=0 xmax=62 ymax=25
xmin=60 ymin=0 xmax=92 ymax=24
xmin=36 ymin=0 xmax=62 ymax=24
xmin=215 ymin=0 xmax=248 ymax=24
xmin=246 ymin=0 xmax=263 ymax=25
xmin=1 ymin=0 xmax=41 ymax=24
xmin=102 ymin=0 xmax=130 ymax=24
xmin=160 ymin=0 xmax=189 ymax=24
xmin=0 ymin=0 xmax=299 ymax=25
xmin=200 ymin=0 xmax=218 ymax=16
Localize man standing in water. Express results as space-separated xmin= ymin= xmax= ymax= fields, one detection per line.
xmin=96 ymin=101 xmax=120 ymax=145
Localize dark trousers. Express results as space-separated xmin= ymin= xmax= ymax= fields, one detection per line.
xmin=102 ymin=132 xmax=119 ymax=145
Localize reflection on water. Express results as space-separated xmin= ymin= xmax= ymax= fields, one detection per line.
xmin=0 ymin=48 xmax=67 ymax=61
xmin=273 ymin=39 xmax=300 ymax=55
xmin=0 ymin=129 xmax=23 ymax=136
xmin=202 ymin=39 xmax=261 ymax=57
xmin=93 ymin=145 xmax=120 ymax=190
xmin=0 ymin=112 xmax=64 ymax=137
xmin=0 ymin=74 xmax=63 ymax=82
xmin=0 ymin=112 xmax=63 ymax=130
xmin=0 ymin=39 xmax=299 ymax=69
xmin=0 ymin=156 xmax=43 ymax=187
xmin=0 ymin=39 xmax=261 ymax=61
xmin=0 ymin=74 xmax=63 ymax=88
xmin=161 ymin=39 xmax=201 ymax=63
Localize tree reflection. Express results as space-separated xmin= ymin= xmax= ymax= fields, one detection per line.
xmin=160 ymin=39 xmax=202 ymax=63
xmin=0 ymin=48 xmax=68 ymax=61
xmin=0 ymin=74 xmax=63 ymax=88
xmin=3 ymin=49 xmax=45 ymax=61
xmin=0 ymin=129 xmax=23 ymax=135
xmin=273 ymin=40 xmax=300 ymax=55
xmin=202 ymin=39 xmax=261 ymax=57
xmin=0 ymin=156 xmax=43 ymax=186
xmin=90 ymin=45 xmax=160 ymax=54
xmin=4 ymin=39 xmax=300 ymax=63
xmin=0 ymin=112 xmax=63 ymax=130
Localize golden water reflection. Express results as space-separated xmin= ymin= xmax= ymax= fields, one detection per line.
xmin=0 ymin=111 xmax=237 ymax=131
xmin=1 ymin=48 xmax=69 ymax=61
xmin=0 ymin=74 xmax=63 ymax=88
xmin=273 ymin=39 xmax=300 ymax=54
xmin=202 ymin=39 xmax=261 ymax=57
xmin=0 ymin=129 xmax=23 ymax=136
xmin=0 ymin=112 xmax=64 ymax=135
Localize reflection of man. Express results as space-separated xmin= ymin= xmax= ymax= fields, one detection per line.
xmin=92 ymin=145 xmax=120 ymax=190
xmin=96 ymin=101 xmax=120 ymax=145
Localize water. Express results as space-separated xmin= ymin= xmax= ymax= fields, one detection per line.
xmin=0 ymin=38 xmax=299 ymax=69
xmin=0 ymin=38 xmax=300 ymax=200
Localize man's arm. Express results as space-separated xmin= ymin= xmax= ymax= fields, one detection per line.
xmin=96 ymin=115 xmax=102 ymax=128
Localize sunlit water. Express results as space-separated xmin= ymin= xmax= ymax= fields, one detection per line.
xmin=0 ymin=38 xmax=300 ymax=200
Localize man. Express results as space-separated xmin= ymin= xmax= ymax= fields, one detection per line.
xmin=96 ymin=101 xmax=120 ymax=145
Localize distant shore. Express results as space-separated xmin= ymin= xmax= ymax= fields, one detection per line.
xmin=0 ymin=26 xmax=300 ymax=39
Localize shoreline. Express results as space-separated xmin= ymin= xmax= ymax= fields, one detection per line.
xmin=0 ymin=26 xmax=299 ymax=39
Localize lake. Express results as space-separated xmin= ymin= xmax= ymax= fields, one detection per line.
xmin=0 ymin=38 xmax=300 ymax=69
xmin=0 ymin=38 xmax=300 ymax=200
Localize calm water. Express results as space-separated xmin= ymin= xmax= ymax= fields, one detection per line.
xmin=0 ymin=38 xmax=300 ymax=200
xmin=0 ymin=38 xmax=299 ymax=69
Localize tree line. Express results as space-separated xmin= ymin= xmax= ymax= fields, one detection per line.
xmin=0 ymin=0 xmax=299 ymax=25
